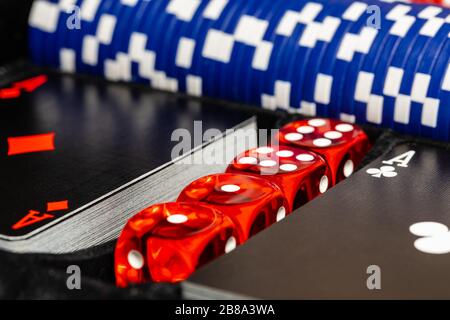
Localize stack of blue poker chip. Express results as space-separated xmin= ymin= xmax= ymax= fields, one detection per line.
xmin=28 ymin=0 xmax=450 ymax=141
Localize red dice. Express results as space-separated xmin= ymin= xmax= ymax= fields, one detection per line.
xmin=278 ymin=119 xmax=370 ymax=185
xmin=115 ymin=202 xmax=238 ymax=286
xmin=226 ymin=146 xmax=330 ymax=211
xmin=114 ymin=118 xmax=372 ymax=287
xmin=178 ymin=173 xmax=288 ymax=243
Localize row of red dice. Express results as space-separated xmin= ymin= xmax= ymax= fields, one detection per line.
xmin=114 ymin=119 xmax=371 ymax=287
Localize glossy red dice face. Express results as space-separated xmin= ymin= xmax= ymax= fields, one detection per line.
xmin=226 ymin=146 xmax=330 ymax=212
xmin=178 ymin=173 xmax=288 ymax=243
xmin=115 ymin=202 xmax=238 ymax=286
xmin=278 ymin=119 xmax=370 ymax=185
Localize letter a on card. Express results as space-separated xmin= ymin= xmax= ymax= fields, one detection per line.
xmin=382 ymin=150 xmax=415 ymax=168
xmin=12 ymin=210 xmax=54 ymax=230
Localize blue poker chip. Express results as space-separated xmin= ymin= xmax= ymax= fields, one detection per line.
xmin=199 ymin=0 xmax=242 ymax=100
xmin=144 ymin=0 xmax=174 ymax=90
xmin=301 ymin=0 xmax=353 ymax=119
xmin=270 ymin=3 xmax=321 ymax=114
xmin=28 ymin=0 xmax=56 ymax=67
xmin=413 ymin=21 xmax=449 ymax=140
xmin=94 ymin=0 xmax=128 ymax=78
xmin=381 ymin=5 xmax=427 ymax=135
xmin=27 ymin=1 xmax=39 ymax=64
xmin=244 ymin=1 xmax=299 ymax=105
xmin=338 ymin=2 xmax=390 ymax=125
xmin=343 ymin=2 xmax=401 ymax=127
xmin=259 ymin=2 xmax=293 ymax=111
xmin=218 ymin=0 xmax=256 ymax=102
xmin=402 ymin=11 xmax=450 ymax=139
xmin=212 ymin=0 xmax=244 ymax=101
xmin=418 ymin=20 xmax=450 ymax=140
xmin=298 ymin=0 xmax=338 ymax=117
xmin=297 ymin=0 xmax=352 ymax=117
xmin=188 ymin=1 xmax=233 ymax=98
xmin=267 ymin=0 xmax=309 ymax=111
xmin=125 ymin=0 xmax=158 ymax=84
xmin=41 ymin=0 xmax=61 ymax=68
xmin=440 ymin=66 xmax=450 ymax=141
xmin=432 ymin=37 xmax=450 ymax=140
xmin=351 ymin=2 xmax=398 ymax=126
xmin=163 ymin=1 xmax=204 ymax=93
xmin=94 ymin=0 xmax=125 ymax=76
xmin=305 ymin=0 xmax=350 ymax=118
xmin=73 ymin=0 xmax=115 ymax=74
xmin=264 ymin=0 xmax=317 ymax=112
xmin=145 ymin=0 xmax=172 ymax=77
xmin=54 ymin=0 xmax=82 ymax=72
xmin=170 ymin=0 xmax=219 ymax=96
xmin=132 ymin=0 xmax=166 ymax=86
xmin=60 ymin=0 xmax=83 ymax=72
xmin=396 ymin=7 xmax=437 ymax=137
xmin=243 ymin=0 xmax=288 ymax=107
xmin=169 ymin=0 xmax=211 ymax=95
xmin=125 ymin=0 xmax=153 ymax=83
xmin=421 ymin=43 xmax=450 ymax=141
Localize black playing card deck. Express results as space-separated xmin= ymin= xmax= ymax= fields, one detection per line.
xmin=0 ymin=66 xmax=260 ymax=254
xmin=0 ymin=63 xmax=271 ymax=299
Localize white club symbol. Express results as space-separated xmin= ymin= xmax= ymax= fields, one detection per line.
xmin=410 ymin=222 xmax=450 ymax=255
xmin=366 ymin=166 xmax=397 ymax=178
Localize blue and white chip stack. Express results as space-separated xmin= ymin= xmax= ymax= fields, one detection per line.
xmin=28 ymin=0 xmax=450 ymax=141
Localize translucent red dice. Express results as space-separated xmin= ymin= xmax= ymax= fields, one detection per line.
xmin=226 ymin=146 xmax=330 ymax=211
xmin=278 ymin=119 xmax=370 ymax=185
xmin=115 ymin=202 xmax=238 ymax=286
xmin=178 ymin=173 xmax=288 ymax=243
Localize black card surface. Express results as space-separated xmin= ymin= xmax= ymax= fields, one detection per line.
xmin=186 ymin=142 xmax=450 ymax=299
xmin=0 ymin=72 xmax=256 ymax=240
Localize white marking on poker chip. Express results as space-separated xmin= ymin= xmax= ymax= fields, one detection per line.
xmin=313 ymin=138 xmax=332 ymax=147
xmin=167 ymin=0 xmax=201 ymax=21
xmin=297 ymin=126 xmax=315 ymax=134
xmin=221 ymin=184 xmax=241 ymax=192
xmin=176 ymin=37 xmax=196 ymax=69
xmin=280 ymin=164 xmax=298 ymax=172
xmin=296 ymin=154 xmax=315 ymax=162
xmin=121 ymin=0 xmax=139 ymax=6
xmin=409 ymin=222 xmax=449 ymax=237
xmin=97 ymin=14 xmax=116 ymax=45
xmin=255 ymin=146 xmax=274 ymax=154
xmin=343 ymin=159 xmax=354 ymax=177
xmin=167 ymin=214 xmax=189 ymax=224
xmin=80 ymin=0 xmax=102 ymax=22
xmin=414 ymin=233 xmax=450 ymax=255
xmin=319 ymin=175 xmax=329 ymax=194
xmin=308 ymin=119 xmax=327 ymax=127
xmin=276 ymin=207 xmax=286 ymax=222
xmin=335 ymin=123 xmax=354 ymax=132
xmin=238 ymin=156 xmax=258 ymax=164
xmin=127 ymin=250 xmax=144 ymax=270
xmin=29 ymin=1 xmax=60 ymax=33
xmin=259 ymin=160 xmax=278 ymax=167
xmin=60 ymin=48 xmax=76 ymax=72
xmin=284 ymin=133 xmax=303 ymax=141
xmin=275 ymin=150 xmax=294 ymax=157
xmin=324 ymin=131 xmax=343 ymax=140
xmin=225 ymin=236 xmax=237 ymax=254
